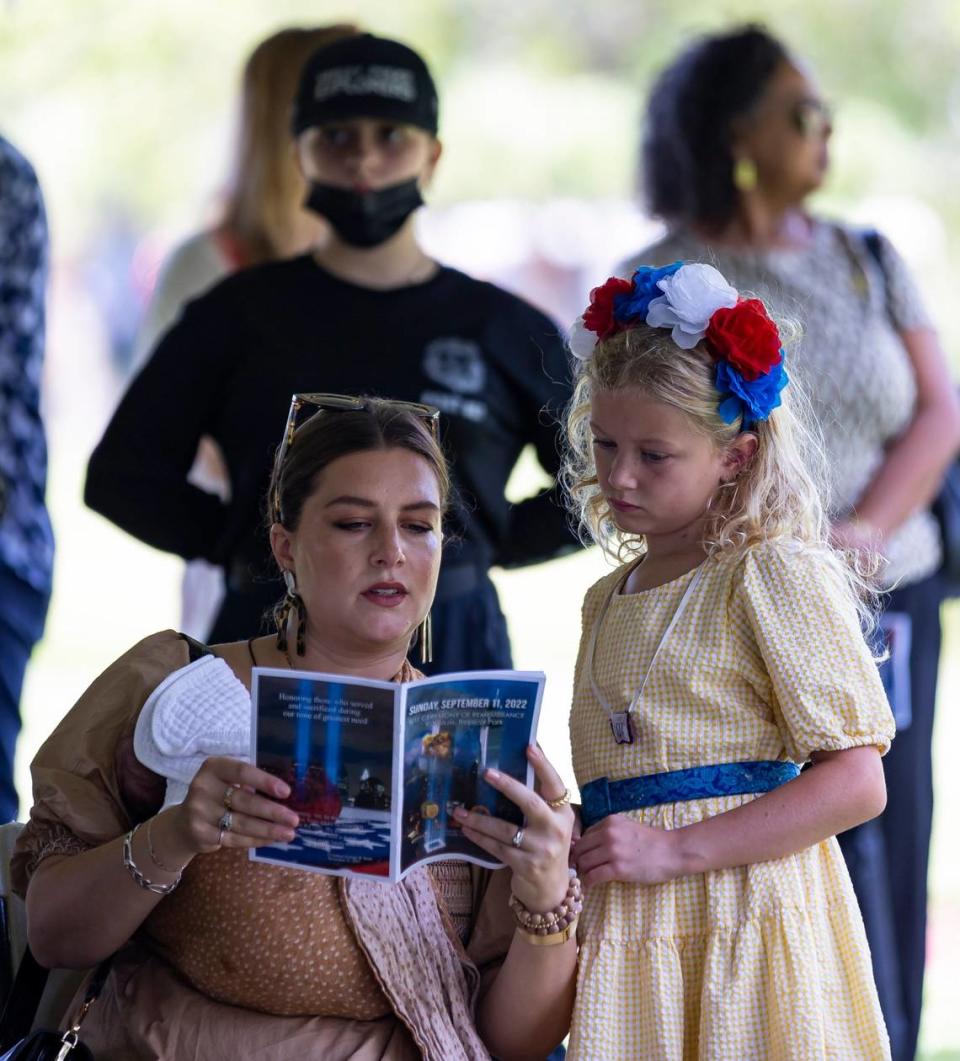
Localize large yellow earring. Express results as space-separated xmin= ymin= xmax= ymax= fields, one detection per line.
xmin=733 ymin=157 xmax=758 ymax=192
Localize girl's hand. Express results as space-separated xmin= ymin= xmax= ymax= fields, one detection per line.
xmin=453 ymin=745 xmax=574 ymax=913
xmin=574 ymin=814 xmax=681 ymax=888
xmin=158 ymin=756 xmax=300 ymax=864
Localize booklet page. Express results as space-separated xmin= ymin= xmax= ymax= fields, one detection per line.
xmin=399 ymin=671 xmax=544 ymax=875
xmin=250 ymin=668 xmax=399 ymax=879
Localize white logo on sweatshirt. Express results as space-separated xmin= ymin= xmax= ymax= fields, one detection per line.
xmin=422 ymin=337 xmax=486 ymax=395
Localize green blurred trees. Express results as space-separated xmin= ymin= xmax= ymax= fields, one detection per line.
xmin=2 ymin=0 xmax=958 ymax=343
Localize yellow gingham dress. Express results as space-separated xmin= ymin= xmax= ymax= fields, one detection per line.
xmin=568 ymin=541 xmax=894 ymax=1061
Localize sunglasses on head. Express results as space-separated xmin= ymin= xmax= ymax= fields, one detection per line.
xmin=790 ymin=98 xmax=833 ymax=139
xmin=271 ymin=392 xmax=441 ymax=523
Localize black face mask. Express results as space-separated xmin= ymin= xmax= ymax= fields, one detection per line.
xmin=305 ymin=178 xmax=424 ymax=248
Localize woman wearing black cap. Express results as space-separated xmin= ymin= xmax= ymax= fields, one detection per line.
xmin=85 ymin=33 xmax=576 ymax=676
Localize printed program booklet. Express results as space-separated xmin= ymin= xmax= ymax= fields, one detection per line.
xmin=249 ymin=667 xmax=545 ymax=882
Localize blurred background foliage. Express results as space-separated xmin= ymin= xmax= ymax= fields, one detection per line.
xmin=2 ymin=1 xmax=960 ymax=315
xmin=2 ymin=2 xmax=960 ymax=1055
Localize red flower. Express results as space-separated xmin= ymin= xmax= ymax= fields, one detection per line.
xmin=582 ymin=277 xmax=633 ymax=340
xmin=705 ymin=298 xmax=782 ymax=380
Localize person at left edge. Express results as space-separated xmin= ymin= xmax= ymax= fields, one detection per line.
xmin=0 ymin=134 xmax=54 ymax=823
xmin=84 ymin=32 xmax=577 ymax=673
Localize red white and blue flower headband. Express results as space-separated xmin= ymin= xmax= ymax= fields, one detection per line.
xmin=570 ymin=261 xmax=788 ymax=426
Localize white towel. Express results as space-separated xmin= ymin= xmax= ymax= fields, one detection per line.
xmin=133 ymin=654 xmax=252 ymax=810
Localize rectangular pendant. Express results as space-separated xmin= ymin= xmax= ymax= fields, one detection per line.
xmin=609 ymin=711 xmax=634 ymax=745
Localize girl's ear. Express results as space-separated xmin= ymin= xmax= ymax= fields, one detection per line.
xmin=721 ymin=432 xmax=758 ymax=481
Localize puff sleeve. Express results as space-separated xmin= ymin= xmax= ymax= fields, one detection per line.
xmin=11 ymin=631 xmax=190 ymax=896
xmin=736 ymin=542 xmax=895 ymax=762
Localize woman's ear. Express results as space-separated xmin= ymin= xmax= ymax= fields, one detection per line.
xmin=270 ymin=522 xmax=294 ymax=574
xmin=721 ymin=432 xmax=758 ymax=481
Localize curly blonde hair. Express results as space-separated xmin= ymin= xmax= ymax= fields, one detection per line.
xmin=562 ymin=321 xmax=880 ymax=629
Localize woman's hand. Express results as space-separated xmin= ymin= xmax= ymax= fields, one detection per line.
xmin=830 ymin=518 xmax=885 ymax=560
xmin=453 ymin=745 xmax=574 ymax=912
xmin=574 ymin=814 xmax=681 ymax=888
xmin=155 ymin=756 xmax=300 ymax=866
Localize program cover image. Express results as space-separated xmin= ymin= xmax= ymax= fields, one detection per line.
xmin=249 ymin=667 xmax=545 ymax=882
xmin=252 ymin=670 xmax=397 ymax=878
xmin=398 ymin=673 xmax=543 ymax=874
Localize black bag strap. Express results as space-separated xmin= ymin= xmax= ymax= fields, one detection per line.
xmin=863 ymin=229 xmax=888 ymax=291
xmin=862 ymin=228 xmax=884 ymax=270
xmin=179 ymin=632 xmax=214 ymax=663
xmin=860 ymin=228 xmax=895 ymax=321
xmin=0 ymin=947 xmax=112 ymax=1051
xmin=0 ymin=945 xmax=48 ymax=1049
xmin=0 ymin=636 xmax=206 ymax=1049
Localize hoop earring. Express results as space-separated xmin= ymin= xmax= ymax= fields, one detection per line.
xmin=275 ymin=570 xmax=307 ymax=656
xmin=733 ymin=157 xmax=758 ymax=192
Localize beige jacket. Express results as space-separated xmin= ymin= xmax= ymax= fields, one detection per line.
xmin=13 ymin=632 xmax=515 ymax=1060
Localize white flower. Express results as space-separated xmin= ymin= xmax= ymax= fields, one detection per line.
xmin=568 ymin=316 xmax=597 ymax=361
xmin=645 ymin=263 xmax=738 ymax=349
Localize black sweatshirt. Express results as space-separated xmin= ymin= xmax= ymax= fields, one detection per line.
xmin=85 ymin=257 xmax=577 ymax=584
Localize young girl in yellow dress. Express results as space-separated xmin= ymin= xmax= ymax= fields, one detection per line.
xmin=564 ymin=262 xmax=893 ymax=1060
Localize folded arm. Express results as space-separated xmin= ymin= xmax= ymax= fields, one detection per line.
xmin=84 ymin=293 xmax=234 ymax=561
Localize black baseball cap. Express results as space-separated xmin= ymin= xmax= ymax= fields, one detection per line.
xmin=292 ymin=33 xmax=439 ymax=137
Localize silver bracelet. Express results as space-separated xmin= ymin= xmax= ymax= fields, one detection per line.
xmin=122 ymin=824 xmax=182 ymax=895
xmin=146 ymin=815 xmax=179 ymax=873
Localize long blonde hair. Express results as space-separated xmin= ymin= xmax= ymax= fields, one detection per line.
xmin=219 ymin=24 xmax=357 ymax=264
xmin=562 ymin=322 xmax=880 ymax=629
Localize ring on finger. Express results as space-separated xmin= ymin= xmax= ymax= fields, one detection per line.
xmin=218 ymin=810 xmax=233 ymax=837
xmin=511 ymin=826 xmax=525 ymax=849
xmin=545 ymin=788 xmax=571 ymax=810
xmin=223 ymin=784 xmax=237 ymax=811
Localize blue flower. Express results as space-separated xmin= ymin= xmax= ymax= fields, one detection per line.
xmin=715 ymin=354 xmax=789 ymax=425
xmin=612 ymin=261 xmax=683 ymax=325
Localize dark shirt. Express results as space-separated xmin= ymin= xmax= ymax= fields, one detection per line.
xmin=85 ymin=257 xmax=576 ymax=584
xmin=0 ymin=135 xmax=53 ymax=594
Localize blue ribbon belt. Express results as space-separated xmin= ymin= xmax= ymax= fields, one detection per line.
xmin=580 ymin=760 xmax=801 ymax=828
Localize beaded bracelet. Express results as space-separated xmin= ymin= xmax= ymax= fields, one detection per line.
xmin=122 ymin=824 xmax=182 ymax=895
xmin=509 ymin=869 xmax=583 ymax=939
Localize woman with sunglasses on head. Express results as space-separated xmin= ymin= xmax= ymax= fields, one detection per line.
xmin=621 ymin=25 xmax=960 ymax=1060
xmin=14 ymin=398 xmax=577 ymax=1059
xmin=85 ymin=33 xmax=575 ymax=677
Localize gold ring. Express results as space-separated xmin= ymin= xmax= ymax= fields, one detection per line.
xmin=223 ymin=784 xmax=237 ymax=811
xmin=546 ymin=788 xmax=571 ymax=810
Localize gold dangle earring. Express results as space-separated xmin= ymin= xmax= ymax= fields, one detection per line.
xmin=419 ymin=611 xmax=433 ymax=666
xmin=733 ymin=156 xmax=758 ymax=192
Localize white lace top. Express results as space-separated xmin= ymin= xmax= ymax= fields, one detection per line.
xmin=623 ymin=219 xmax=940 ymax=588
